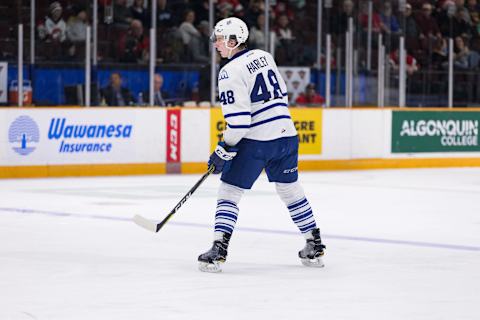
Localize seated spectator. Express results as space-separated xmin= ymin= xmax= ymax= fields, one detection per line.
xmin=101 ymin=72 xmax=134 ymax=106
xmin=142 ymin=73 xmax=169 ymax=106
xmin=453 ymin=36 xmax=480 ymax=69
xmin=113 ymin=0 xmax=133 ymax=26
xmin=118 ymin=19 xmax=149 ymax=63
xmin=249 ymin=14 xmax=266 ymax=50
xmin=66 ymin=7 xmax=88 ymax=42
xmin=389 ymin=48 xmax=420 ymax=76
xmin=38 ymin=2 xmax=67 ymax=43
xmin=295 ymin=83 xmax=325 ymax=105
xmin=431 ymin=38 xmax=449 ymax=69
xmin=130 ymin=0 xmax=149 ymax=29
xmin=188 ymin=20 xmax=210 ymax=63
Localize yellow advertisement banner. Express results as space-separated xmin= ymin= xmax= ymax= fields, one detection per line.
xmin=210 ymin=107 xmax=322 ymax=155
xmin=291 ymin=108 xmax=322 ymax=155
xmin=210 ymin=107 xmax=226 ymax=152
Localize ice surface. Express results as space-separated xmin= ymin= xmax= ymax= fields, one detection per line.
xmin=1 ymin=168 xmax=479 ymax=319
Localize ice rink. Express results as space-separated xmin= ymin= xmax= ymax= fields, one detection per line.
xmin=1 ymin=168 xmax=479 ymax=320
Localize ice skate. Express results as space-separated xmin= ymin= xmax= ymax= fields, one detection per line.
xmin=198 ymin=233 xmax=231 ymax=273
xmin=299 ymin=228 xmax=325 ymax=268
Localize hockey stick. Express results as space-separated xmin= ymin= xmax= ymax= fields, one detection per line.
xmin=133 ymin=165 xmax=215 ymax=233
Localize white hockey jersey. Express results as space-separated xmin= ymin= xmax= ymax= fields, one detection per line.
xmin=218 ymin=49 xmax=297 ymax=146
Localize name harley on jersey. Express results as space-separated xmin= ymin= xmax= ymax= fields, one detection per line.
xmin=246 ymin=56 xmax=269 ymax=74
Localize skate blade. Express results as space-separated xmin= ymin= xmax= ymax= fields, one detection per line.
xmin=198 ymin=261 xmax=223 ymax=273
xmin=301 ymin=257 xmax=325 ymax=268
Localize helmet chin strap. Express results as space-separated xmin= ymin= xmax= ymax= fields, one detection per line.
xmin=224 ymin=38 xmax=242 ymax=59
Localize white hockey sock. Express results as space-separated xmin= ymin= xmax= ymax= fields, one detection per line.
xmin=287 ymin=197 xmax=317 ymax=236
xmin=214 ymin=199 xmax=239 ymax=240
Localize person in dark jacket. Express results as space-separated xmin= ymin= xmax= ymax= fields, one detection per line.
xmin=101 ymin=72 xmax=134 ymax=106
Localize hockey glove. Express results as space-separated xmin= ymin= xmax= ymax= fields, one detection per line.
xmin=208 ymin=142 xmax=238 ymax=174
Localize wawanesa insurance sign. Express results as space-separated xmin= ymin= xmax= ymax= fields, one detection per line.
xmin=392 ymin=111 xmax=480 ymax=153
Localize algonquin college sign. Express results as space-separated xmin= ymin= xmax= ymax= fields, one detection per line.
xmin=392 ymin=111 xmax=480 ymax=153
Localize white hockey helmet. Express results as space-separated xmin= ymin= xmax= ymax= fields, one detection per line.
xmin=211 ymin=17 xmax=249 ymax=46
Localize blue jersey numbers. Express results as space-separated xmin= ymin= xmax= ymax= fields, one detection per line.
xmin=250 ymin=69 xmax=287 ymax=103
xmin=220 ymin=90 xmax=235 ymax=105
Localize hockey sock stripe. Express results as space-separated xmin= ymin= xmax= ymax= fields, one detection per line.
xmin=287 ymin=198 xmax=308 ymax=210
xmin=293 ymin=211 xmax=314 ymax=224
xmin=215 ymin=199 xmax=239 ymax=237
xmin=215 ymin=224 xmax=234 ymax=234
xmin=217 ymin=199 xmax=237 ymax=206
xmin=299 ymin=221 xmax=317 ymax=233
xmin=287 ymin=198 xmax=317 ymax=235
xmin=291 ymin=208 xmax=313 ymax=221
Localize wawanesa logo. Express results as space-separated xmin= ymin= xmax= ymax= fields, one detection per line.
xmin=9 ymin=115 xmax=40 ymax=156
xmin=48 ymin=118 xmax=133 ymax=153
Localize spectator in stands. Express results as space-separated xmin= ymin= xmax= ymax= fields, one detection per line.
xmin=453 ymin=36 xmax=480 ymax=69
xmin=467 ymin=0 xmax=480 ymax=12
xmin=332 ymin=0 xmax=355 ymax=35
xmin=274 ymin=14 xmax=296 ymax=65
xmin=431 ymin=38 xmax=449 ymax=69
xmin=415 ymin=3 xmax=442 ymax=48
xmin=359 ymin=1 xmax=386 ymax=35
xmin=179 ymin=10 xmax=200 ymax=46
xmin=118 ymin=19 xmax=149 ymax=63
xmin=157 ymin=0 xmax=175 ymax=29
xmin=452 ymin=7 xmax=474 ymax=38
xmin=143 ymin=73 xmax=169 ymax=106
xmin=188 ymin=20 xmax=210 ymax=63
xmin=249 ymin=13 xmax=266 ymax=50
xmin=389 ymin=48 xmax=420 ymax=76
xmin=244 ymin=0 xmax=265 ymax=28
xmin=380 ymin=2 xmax=400 ymax=35
xmin=113 ymin=0 xmax=133 ymax=26
xmin=66 ymin=7 xmax=88 ymax=42
xmin=404 ymin=3 xmax=419 ymax=39
xmin=101 ymin=72 xmax=134 ymax=106
xmin=130 ymin=0 xmax=149 ymax=29
xmin=216 ymin=2 xmax=234 ymax=20
xmin=295 ymin=83 xmax=325 ymax=106
xmin=38 ymin=1 xmax=67 ymax=43
xmin=471 ymin=11 xmax=480 ymax=37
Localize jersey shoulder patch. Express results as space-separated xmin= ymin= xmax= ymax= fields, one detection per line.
xmin=219 ymin=69 xmax=229 ymax=81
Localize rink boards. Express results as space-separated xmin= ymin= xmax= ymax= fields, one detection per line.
xmin=1 ymin=107 xmax=480 ymax=178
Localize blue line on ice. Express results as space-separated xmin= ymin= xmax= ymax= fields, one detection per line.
xmin=1 ymin=206 xmax=479 ymax=252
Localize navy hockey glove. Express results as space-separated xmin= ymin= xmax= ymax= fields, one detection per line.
xmin=208 ymin=142 xmax=238 ymax=174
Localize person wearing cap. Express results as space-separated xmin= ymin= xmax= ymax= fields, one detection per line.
xmin=38 ymin=1 xmax=67 ymax=43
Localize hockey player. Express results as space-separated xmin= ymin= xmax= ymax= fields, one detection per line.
xmin=198 ymin=17 xmax=325 ymax=272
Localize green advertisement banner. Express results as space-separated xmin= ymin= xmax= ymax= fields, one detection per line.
xmin=392 ymin=111 xmax=480 ymax=153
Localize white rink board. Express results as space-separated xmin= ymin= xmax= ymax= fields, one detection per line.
xmin=1 ymin=108 xmax=479 ymax=170
xmin=181 ymin=109 xmax=210 ymax=162
xmin=0 ymin=108 xmax=167 ymax=165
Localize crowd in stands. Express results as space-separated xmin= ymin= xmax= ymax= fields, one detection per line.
xmin=1 ymin=0 xmax=480 ymax=70
xmin=2 ymin=0 xmax=480 ymax=106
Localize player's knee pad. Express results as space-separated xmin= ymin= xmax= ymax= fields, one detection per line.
xmin=218 ymin=182 xmax=244 ymax=204
xmin=275 ymin=181 xmax=305 ymax=205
